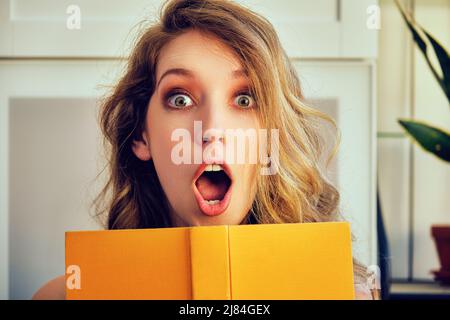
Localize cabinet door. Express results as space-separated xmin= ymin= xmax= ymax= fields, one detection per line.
xmin=293 ymin=61 xmax=377 ymax=266
xmin=0 ymin=0 xmax=161 ymax=57
xmin=0 ymin=0 xmax=378 ymax=58
xmin=0 ymin=60 xmax=121 ymax=299
xmin=239 ymin=0 xmax=378 ymax=58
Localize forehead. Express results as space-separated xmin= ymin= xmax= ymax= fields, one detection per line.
xmin=156 ymin=30 xmax=244 ymax=80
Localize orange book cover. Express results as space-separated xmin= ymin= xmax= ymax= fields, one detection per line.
xmin=65 ymin=222 xmax=355 ymax=300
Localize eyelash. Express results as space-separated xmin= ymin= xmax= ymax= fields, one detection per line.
xmin=163 ymin=88 xmax=255 ymax=110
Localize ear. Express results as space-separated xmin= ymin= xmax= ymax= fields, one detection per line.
xmin=131 ymin=132 xmax=151 ymax=161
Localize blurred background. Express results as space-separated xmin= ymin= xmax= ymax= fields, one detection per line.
xmin=0 ymin=0 xmax=449 ymax=299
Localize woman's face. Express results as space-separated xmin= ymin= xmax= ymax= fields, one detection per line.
xmin=132 ymin=30 xmax=259 ymax=227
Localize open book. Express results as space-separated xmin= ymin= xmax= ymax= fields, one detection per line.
xmin=65 ymin=222 xmax=355 ymax=299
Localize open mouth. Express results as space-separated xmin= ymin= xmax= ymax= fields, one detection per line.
xmin=193 ymin=163 xmax=233 ymax=216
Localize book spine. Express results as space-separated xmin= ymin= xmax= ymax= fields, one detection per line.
xmin=189 ymin=226 xmax=231 ymax=300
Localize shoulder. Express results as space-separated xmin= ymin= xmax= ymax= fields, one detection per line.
xmin=32 ymin=275 xmax=66 ymax=300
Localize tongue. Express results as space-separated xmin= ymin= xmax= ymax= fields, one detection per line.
xmin=196 ymin=173 xmax=228 ymax=201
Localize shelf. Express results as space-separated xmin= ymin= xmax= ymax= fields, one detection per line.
xmin=389 ymin=282 xmax=450 ymax=300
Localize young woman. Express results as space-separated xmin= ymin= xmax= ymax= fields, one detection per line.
xmin=33 ymin=0 xmax=374 ymax=300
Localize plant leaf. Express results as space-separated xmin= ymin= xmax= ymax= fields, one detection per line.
xmin=395 ymin=1 xmax=427 ymax=52
xmin=394 ymin=0 xmax=450 ymax=104
xmin=421 ymin=29 xmax=450 ymax=102
xmin=398 ymin=119 xmax=450 ymax=162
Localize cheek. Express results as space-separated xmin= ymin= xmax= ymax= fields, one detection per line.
xmin=229 ymin=109 xmax=259 ymax=129
xmin=147 ymin=102 xmax=195 ymax=200
xmin=148 ymin=117 xmax=173 ymax=164
xmin=147 ymin=99 xmax=187 ymax=163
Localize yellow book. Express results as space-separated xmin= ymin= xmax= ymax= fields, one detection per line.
xmin=65 ymin=222 xmax=355 ymax=299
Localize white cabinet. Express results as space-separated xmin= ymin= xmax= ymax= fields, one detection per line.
xmin=0 ymin=0 xmax=378 ymax=58
xmin=0 ymin=60 xmax=377 ymax=299
xmin=0 ymin=60 xmax=119 ymax=299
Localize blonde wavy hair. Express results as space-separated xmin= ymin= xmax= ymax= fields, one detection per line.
xmin=96 ymin=0 xmax=367 ymax=282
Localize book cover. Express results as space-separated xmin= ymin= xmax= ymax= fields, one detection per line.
xmin=65 ymin=222 xmax=355 ymax=299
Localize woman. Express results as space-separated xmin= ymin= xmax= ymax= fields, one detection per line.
xmin=33 ymin=0 xmax=374 ymax=300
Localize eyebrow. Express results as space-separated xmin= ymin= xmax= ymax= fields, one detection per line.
xmin=156 ymin=67 xmax=248 ymax=88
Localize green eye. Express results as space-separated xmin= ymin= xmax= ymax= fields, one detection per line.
xmin=235 ymin=93 xmax=254 ymax=109
xmin=167 ymin=93 xmax=194 ymax=109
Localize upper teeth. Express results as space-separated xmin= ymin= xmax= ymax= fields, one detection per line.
xmin=204 ymin=164 xmax=223 ymax=172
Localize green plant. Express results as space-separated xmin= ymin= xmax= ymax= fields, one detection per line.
xmin=395 ymin=0 xmax=450 ymax=163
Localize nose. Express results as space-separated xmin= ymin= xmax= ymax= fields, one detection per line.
xmin=198 ymin=96 xmax=228 ymax=145
xmin=201 ymin=128 xmax=225 ymax=164
xmin=195 ymin=97 xmax=229 ymax=164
